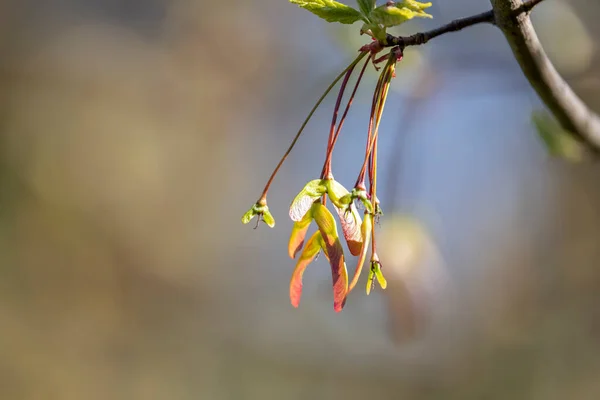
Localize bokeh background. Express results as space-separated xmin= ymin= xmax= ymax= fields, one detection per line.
xmin=1 ymin=0 xmax=600 ymax=398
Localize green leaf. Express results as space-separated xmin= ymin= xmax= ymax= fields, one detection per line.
xmin=290 ymin=0 xmax=363 ymax=24
xmin=289 ymin=231 xmax=328 ymax=309
xmin=400 ymin=0 xmax=433 ymax=11
xmin=289 ymin=179 xmax=327 ymax=222
xmin=532 ymin=111 xmax=586 ymax=162
xmin=370 ymin=2 xmax=432 ymax=28
xmin=312 ymin=203 xmax=349 ymax=312
xmin=288 ymin=206 xmax=315 ymax=259
xmin=356 ymin=0 xmax=376 ymax=18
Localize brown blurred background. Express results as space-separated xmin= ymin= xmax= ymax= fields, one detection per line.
xmin=1 ymin=0 xmax=600 ymax=399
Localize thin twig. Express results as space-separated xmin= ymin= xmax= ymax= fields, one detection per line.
xmin=384 ymin=0 xmax=546 ymax=50
xmin=385 ymin=10 xmax=494 ymax=48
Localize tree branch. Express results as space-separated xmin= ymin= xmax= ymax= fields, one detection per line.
xmin=384 ymin=0 xmax=600 ymax=152
xmin=491 ymin=0 xmax=600 ymax=151
xmin=385 ymin=10 xmax=494 ymax=48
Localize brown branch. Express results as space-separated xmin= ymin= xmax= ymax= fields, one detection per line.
xmin=383 ymin=0 xmax=600 ymax=152
xmin=385 ymin=10 xmax=495 ymax=48
xmin=385 ymin=0 xmax=545 ymax=49
xmin=491 ymin=0 xmax=600 ymax=151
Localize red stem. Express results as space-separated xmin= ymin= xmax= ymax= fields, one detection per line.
xmin=321 ymin=56 xmax=371 ymax=179
xmin=256 ymin=52 xmax=367 ymax=203
xmin=355 ymin=57 xmax=394 ymax=188
xmin=322 ymin=63 xmax=357 ymax=179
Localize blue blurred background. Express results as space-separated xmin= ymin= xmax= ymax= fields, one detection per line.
xmin=1 ymin=0 xmax=600 ymax=398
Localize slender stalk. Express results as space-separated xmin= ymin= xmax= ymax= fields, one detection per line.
xmin=355 ymin=56 xmax=395 ymax=188
xmin=257 ymin=52 xmax=367 ymax=204
xmin=368 ymin=64 xmax=391 ymax=200
xmin=320 ymin=56 xmax=371 ymax=179
xmin=354 ymin=57 xmax=388 ymax=188
xmin=322 ymin=61 xmax=359 ymax=179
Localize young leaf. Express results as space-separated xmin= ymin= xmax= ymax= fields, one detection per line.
xmin=356 ymin=0 xmax=376 ymax=18
xmin=325 ymin=179 xmax=363 ymax=256
xmin=312 ymin=203 xmax=349 ymax=312
xmin=348 ymin=212 xmax=372 ymax=291
xmin=370 ymin=2 xmax=431 ymax=28
xmin=400 ymin=0 xmax=433 ymax=11
xmin=289 ymin=231 xmax=328 ymax=308
xmin=288 ymin=206 xmax=315 ymax=259
xmin=289 ymin=179 xmax=327 ymax=222
xmin=290 ymin=0 xmax=363 ymax=24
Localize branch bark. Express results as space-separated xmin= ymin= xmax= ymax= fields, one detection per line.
xmin=384 ymin=0 xmax=600 ymax=152
xmin=385 ymin=10 xmax=495 ymax=48
xmin=491 ymin=0 xmax=600 ymax=151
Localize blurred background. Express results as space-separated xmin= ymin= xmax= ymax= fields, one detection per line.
xmin=1 ymin=0 xmax=600 ymax=398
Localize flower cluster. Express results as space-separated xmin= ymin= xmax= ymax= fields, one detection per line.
xmin=242 ymin=1 xmax=431 ymax=312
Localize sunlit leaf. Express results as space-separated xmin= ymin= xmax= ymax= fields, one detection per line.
xmin=349 ymin=212 xmax=372 ymax=291
xmin=288 ymin=206 xmax=315 ymax=258
xmin=325 ymin=179 xmax=363 ymax=256
xmin=289 ymin=231 xmax=328 ymax=308
xmin=289 ymin=0 xmax=363 ymax=24
xmin=289 ymin=179 xmax=327 ymax=222
xmin=370 ymin=2 xmax=432 ymax=28
xmin=400 ymin=0 xmax=432 ymax=11
xmin=312 ymin=203 xmax=349 ymax=312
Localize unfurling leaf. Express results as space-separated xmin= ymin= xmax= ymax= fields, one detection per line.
xmin=289 ymin=179 xmax=327 ymax=222
xmin=288 ymin=206 xmax=316 ymax=258
xmin=289 ymin=0 xmax=363 ymax=24
xmin=312 ymin=203 xmax=349 ymax=312
xmin=356 ymin=0 xmax=376 ymax=18
xmin=349 ymin=212 xmax=372 ymax=291
xmin=290 ymin=231 xmax=328 ymax=308
xmin=325 ymin=179 xmax=363 ymax=256
xmin=370 ymin=1 xmax=432 ymax=28
xmin=400 ymin=0 xmax=433 ymax=11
